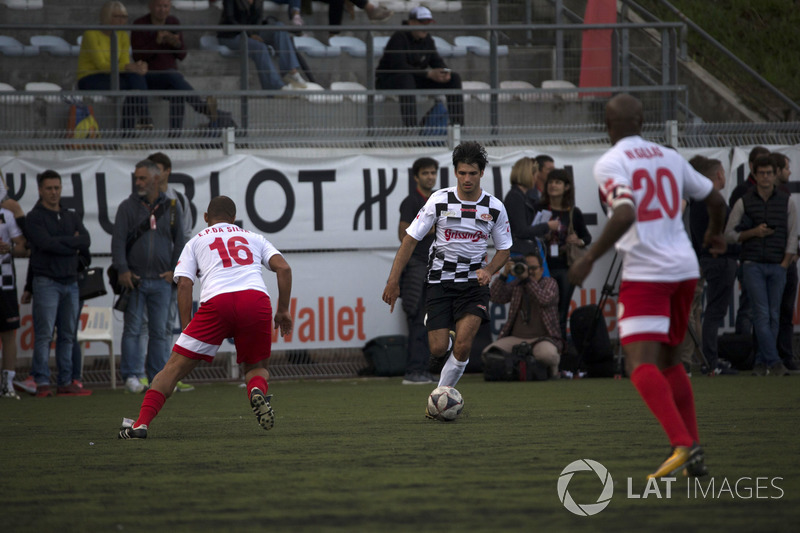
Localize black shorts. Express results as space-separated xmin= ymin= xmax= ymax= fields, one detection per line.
xmin=425 ymin=281 xmax=490 ymax=331
xmin=0 ymin=288 xmax=20 ymax=332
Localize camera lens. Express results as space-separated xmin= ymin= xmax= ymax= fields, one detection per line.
xmin=511 ymin=262 xmax=527 ymax=276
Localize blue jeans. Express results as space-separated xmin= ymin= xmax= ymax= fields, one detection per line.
xmin=778 ymin=259 xmax=798 ymax=362
xmin=742 ymin=261 xmax=786 ymax=365
xmin=31 ymin=277 xmax=79 ymax=386
xmin=699 ymin=256 xmax=738 ymax=368
xmin=77 ymin=72 xmax=150 ymax=130
xmin=218 ymin=30 xmax=300 ymax=90
xmin=269 ymin=0 xmax=302 ymax=15
xmin=549 ymin=266 xmax=575 ymax=342
xmin=145 ymin=71 xmax=210 ymax=131
xmin=120 ymin=278 xmax=173 ymax=382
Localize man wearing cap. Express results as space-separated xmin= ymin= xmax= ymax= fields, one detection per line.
xmin=376 ymin=6 xmax=464 ymax=129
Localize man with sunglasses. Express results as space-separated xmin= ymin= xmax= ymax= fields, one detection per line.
xmin=482 ymin=253 xmax=563 ymax=378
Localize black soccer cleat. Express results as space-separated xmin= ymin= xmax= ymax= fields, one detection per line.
xmin=250 ymin=389 xmax=275 ymax=431
xmin=118 ymin=425 xmax=148 ymax=439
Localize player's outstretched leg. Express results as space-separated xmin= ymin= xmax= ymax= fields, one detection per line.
xmin=428 ymin=330 xmax=455 ymax=375
xmin=249 ymin=388 xmax=275 ymax=431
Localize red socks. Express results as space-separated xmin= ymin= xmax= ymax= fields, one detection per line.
xmin=135 ymin=389 xmax=166 ymax=428
xmin=662 ymin=363 xmax=699 ymax=443
xmin=246 ymin=376 xmax=268 ymax=399
xmin=630 ymin=364 xmax=693 ymax=448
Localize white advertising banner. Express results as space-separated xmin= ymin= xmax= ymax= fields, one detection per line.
xmin=2 ymin=144 xmax=799 ymax=356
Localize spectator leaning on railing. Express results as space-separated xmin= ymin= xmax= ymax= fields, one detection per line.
xmin=77 ymin=1 xmax=154 ymax=131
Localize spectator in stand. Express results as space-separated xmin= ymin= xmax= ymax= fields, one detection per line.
xmin=725 ymin=155 xmax=797 ymax=377
xmin=321 ymin=0 xmax=393 ymax=37
xmin=397 ymin=157 xmax=438 ymax=385
xmin=217 ymin=0 xmax=309 ymax=91
xmin=484 ymin=252 xmax=564 ymax=378
xmin=77 ymin=1 xmax=153 ymax=131
xmin=536 ymin=168 xmax=591 ymax=342
xmin=0 ymin=199 xmax=28 ymax=400
xmin=772 ymin=152 xmax=799 ymax=370
xmin=728 ymin=146 xmax=770 ymax=338
xmin=526 ymin=154 xmax=555 ymax=205
xmin=688 ymin=155 xmax=738 ymax=375
xmin=132 ymin=0 xmax=221 ymax=135
xmin=504 ymin=156 xmax=558 ymax=257
xmin=376 ymin=7 xmax=463 ymax=129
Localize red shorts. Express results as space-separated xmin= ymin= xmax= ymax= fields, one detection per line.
xmin=173 ymin=290 xmax=273 ymax=365
xmin=617 ymin=279 xmax=697 ymax=346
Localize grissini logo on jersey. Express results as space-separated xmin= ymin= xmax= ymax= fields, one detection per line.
xmin=443 ymin=229 xmax=488 ymax=242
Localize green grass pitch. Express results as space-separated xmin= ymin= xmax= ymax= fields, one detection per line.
xmin=1 ymin=374 xmax=798 ymax=532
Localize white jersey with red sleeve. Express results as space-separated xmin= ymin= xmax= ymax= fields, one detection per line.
xmin=593 ymin=135 xmax=713 ymax=282
xmin=174 ymin=223 xmax=281 ymax=303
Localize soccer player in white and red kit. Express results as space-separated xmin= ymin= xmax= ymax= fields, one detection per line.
xmin=119 ymin=196 xmax=293 ymax=439
xmin=568 ymin=94 xmax=727 ymax=478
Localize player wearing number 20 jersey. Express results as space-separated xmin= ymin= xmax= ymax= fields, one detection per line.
xmin=594 ymin=135 xmax=713 ymax=282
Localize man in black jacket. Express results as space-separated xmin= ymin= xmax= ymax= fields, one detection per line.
xmin=376 ymin=6 xmax=463 ymax=128
xmin=25 ymin=170 xmax=91 ymax=397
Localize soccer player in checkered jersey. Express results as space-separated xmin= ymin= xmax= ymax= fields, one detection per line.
xmin=568 ymin=94 xmax=727 ymax=478
xmin=119 ymin=196 xmax=293 ymax=439
xmin=383 ymin=142 xmax=512 ymax=413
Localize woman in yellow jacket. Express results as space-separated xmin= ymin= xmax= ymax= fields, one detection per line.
xmin=77 ymin=1 xmax=152 ymax=131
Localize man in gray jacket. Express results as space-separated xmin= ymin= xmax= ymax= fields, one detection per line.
xmin=112 ymin=159 xmax=185 ymax=393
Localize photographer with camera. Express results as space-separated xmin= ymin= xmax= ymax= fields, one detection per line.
xmin=111 ymin=159 xmax=185 ymax=394
xmin=482 ymin=252 xmax=564 ymax=378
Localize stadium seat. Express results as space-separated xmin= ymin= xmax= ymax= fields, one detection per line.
xmin=499 ymin=80 xmax=537 ymax=102
xmin=462 ymin=80 xmax=491 ymax=103
xmin=0 ymin=35 xmax=39 ymax=56
xmin=330 ymin=81 xmax=385 ymax=103
xmin=76 ymin=306 xmax=116 ymax=389
xmin=372 ymin=36 xmax=390 ymax=57
xmin=541 ymin=80 xmax=578 ymax=101
xmin=292 ymin=35 xmax=341 ymax=58
xmin=199 ymin=34 xmax=237 ymax=58
xmin=25 ymin=82 xmax=63 ymax=103
xmin=329 ymin=35 xmax=368 ymax=58
xmin=0 ymin=82 xmax=34 ymax=104
xmin=453 ymin=36 xmax=508 ymax=57
xmin=432 ymin=36 xmax=467 ymax=58
xmin=284 ymin=82 xmax=343 ymax=104
xmin=1 ymin=0 xmax=44 ymax=9
xmin=30 ymin=35 xmax=80 ymax=56
xmin=172 ymin=0 xmax=208 ymax=10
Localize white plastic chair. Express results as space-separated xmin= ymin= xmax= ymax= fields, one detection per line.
xmin=0 ymin=35 xmax=39 ymax=56
xmin=541 ymin=80 xmax=579 ymax=101
xmin=454 ymin=36 xmax=509 ymax=57
xmin=1 ymin=0 xmax=44 ymax=9
xmin=293 ymin=35 xmax=341 ymax=58
xmin=500 ymin=80 xmax=537 ymax=102
xmin=0 ymin=82 xmax=34 ymax=104
xmin=30 ymin=35 xmax=80 ymax=56
xmin=330 ymin=81 xmax=384 ymax=104
xmin=432 ymin=36 xmax=467 ymax=58
xmin=76 ymin=307 xmax=116 ymax=389
xmin=172 ymin=0 xmax=208 ymax=10
xmin=25 ymin=82 xmax=62 ymax=103
xmin=329 ymin=35 xmax=367 ymax=58
xmin=462 ymin=80 xmax=491 ymax=103
xmin=199 ymin=34 xmax=237 ymax=58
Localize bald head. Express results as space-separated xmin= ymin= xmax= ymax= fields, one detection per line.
xmin=605 ymin=93 xmax=643 ymax=144
xmin=206 ymin=196 xmax=236 ymax=225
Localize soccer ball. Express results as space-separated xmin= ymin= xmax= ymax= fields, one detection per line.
xmin=427 ymin=386 xmax=464 ymax=421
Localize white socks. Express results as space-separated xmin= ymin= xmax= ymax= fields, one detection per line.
xmin=438 ymin=355 xmax=468 ymax=388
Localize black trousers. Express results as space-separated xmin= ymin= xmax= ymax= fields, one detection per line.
xmin=376 ymin=71 xmax=464 ymax=127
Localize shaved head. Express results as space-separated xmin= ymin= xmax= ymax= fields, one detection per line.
xmin=605 ymin=93 xmax=643 ymax=144
xmin=206 ymin=196 xmax=236 ymax=223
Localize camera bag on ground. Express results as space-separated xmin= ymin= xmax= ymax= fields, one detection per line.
xmin=570 ymin=304 xmax=615 ymax=377
xmin=481 ymin=342 xmax=549 ymax=381
xmin=362 ymin=335 xmax=408 ymax=376
xmin=717 ymin=333 xmax=754 ymax=370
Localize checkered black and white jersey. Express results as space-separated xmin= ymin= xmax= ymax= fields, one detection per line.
xmin=407 ymin=187 xmax=512 ymax=283
xmin=0 ymin=208 xmax=22 ymax=290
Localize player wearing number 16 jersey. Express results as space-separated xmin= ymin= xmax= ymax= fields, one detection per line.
xmin=119 ymin=196 xmax=293 ymax=439
xmin=568 ymin=94 xmax=727 ymax=479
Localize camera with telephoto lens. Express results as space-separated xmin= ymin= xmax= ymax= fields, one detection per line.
xmin=113 ymin=277 xmax=140 ymax=312
xmin=511 ymin=261 xmax=528 ymax=277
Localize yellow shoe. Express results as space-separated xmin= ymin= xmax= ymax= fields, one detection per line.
xmin=647 ymin=444 xmax=703 ymax=479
